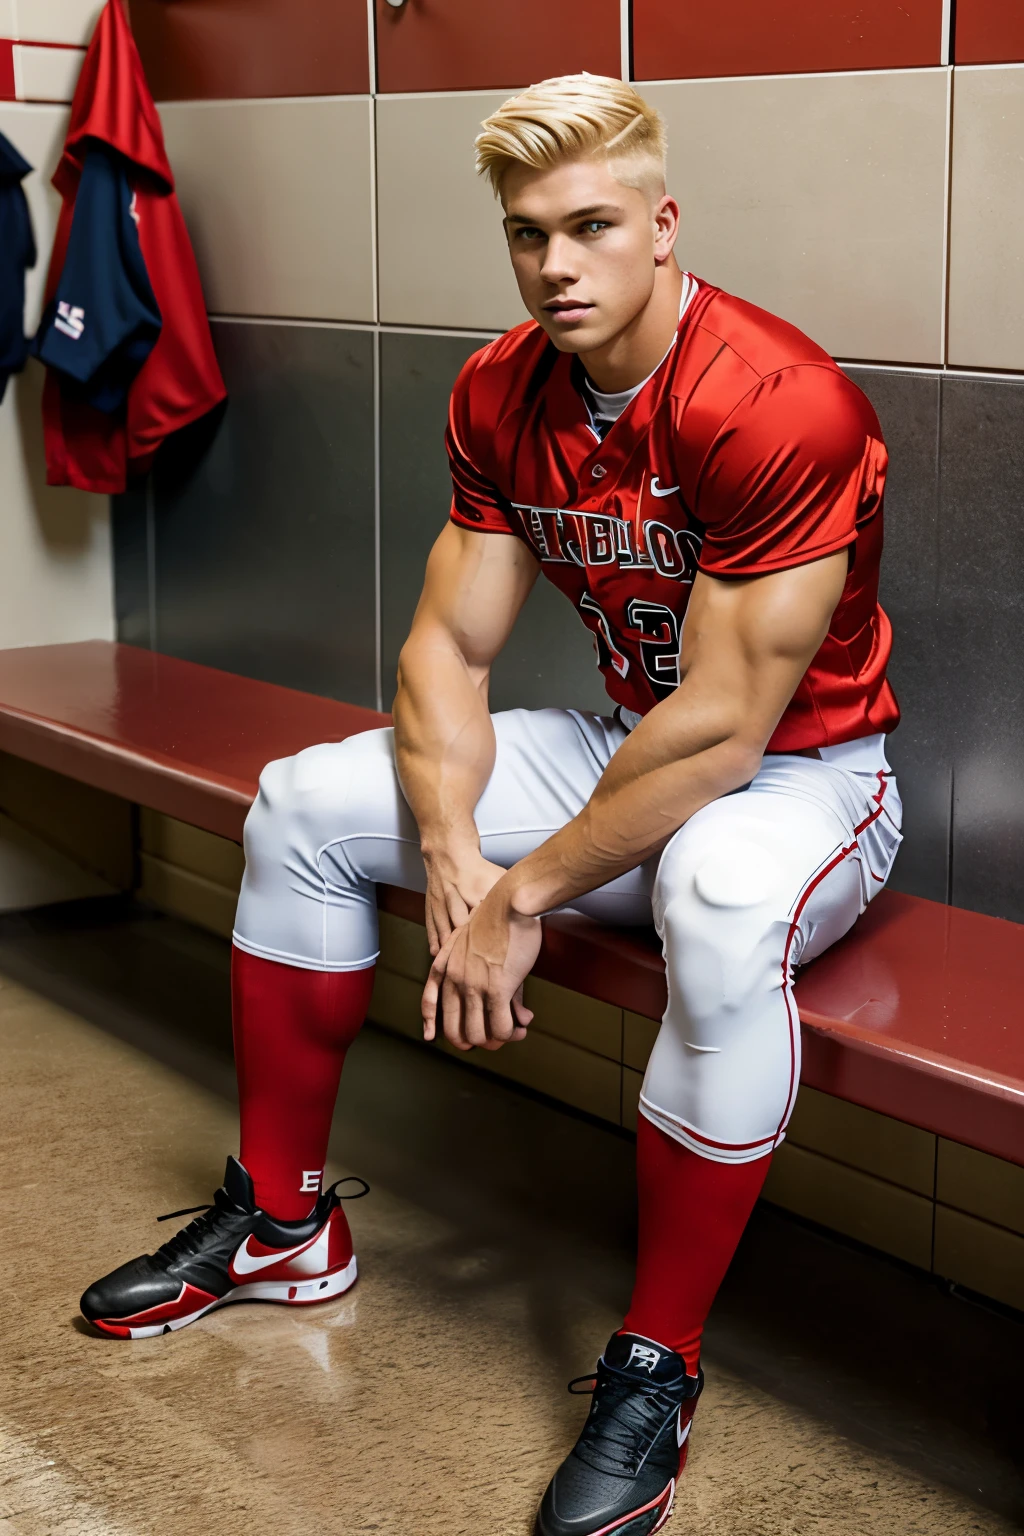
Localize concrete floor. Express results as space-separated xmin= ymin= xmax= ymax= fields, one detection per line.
xmin=0 ymin=898 xmax=1021 ymax=1536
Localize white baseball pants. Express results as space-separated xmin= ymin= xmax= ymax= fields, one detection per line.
xmin=233 ymin=709 xmax=902 ymax=1164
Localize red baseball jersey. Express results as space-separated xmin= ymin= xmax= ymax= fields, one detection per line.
xmin=39 ymin=0 xmax=225 ymax=494
xmin=447 ymin=278 xmax=899 ymax=752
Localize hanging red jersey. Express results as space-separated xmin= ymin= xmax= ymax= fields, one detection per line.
xmin=36 ymin=0 xmax=225 ymax=494
xmin=447 ymin=279 xmax=899 ymax=753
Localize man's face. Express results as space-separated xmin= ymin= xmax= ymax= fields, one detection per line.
xmin=501 ymin=156 xmax=678 ymax=355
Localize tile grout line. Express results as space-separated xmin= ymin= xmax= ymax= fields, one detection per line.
xmin=372 ymin=325 xmax=383 ymax=715
xmin=940 ymin=64 xmax=954 ymax=365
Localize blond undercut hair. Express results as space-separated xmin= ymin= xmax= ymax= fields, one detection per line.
xmin=475 ymin=75 xmax=667 ymax=201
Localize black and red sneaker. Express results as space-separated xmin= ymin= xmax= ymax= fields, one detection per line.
xmin=536 ymin=1332 xmax=703 ymax=1536
xmin=80 ymin=1157 xmax=367 ymax=1339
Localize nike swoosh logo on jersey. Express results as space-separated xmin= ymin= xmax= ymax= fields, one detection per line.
xmin=650 ymin=478 xmax=680 ymax=498
xmin=231 ymin=1232 xmax=318 ymax=1275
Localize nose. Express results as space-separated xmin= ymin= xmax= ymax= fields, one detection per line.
xmin=539 ymin=231 xmax=580 ymax=287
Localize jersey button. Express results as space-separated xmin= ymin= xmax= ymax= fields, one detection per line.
xmin=591 ymin=464 xmax=607 ymax=479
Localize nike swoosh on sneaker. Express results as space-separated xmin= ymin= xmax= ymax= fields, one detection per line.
xmin=677 ymin=1411 xmax=693 ymax=1448
xmin=650 ymin=478 xmax=680 ymax=498
xmin=231 ymin=1233 xmax=318 ymax=1275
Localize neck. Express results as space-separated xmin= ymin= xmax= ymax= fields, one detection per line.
xmin=579 ymin=260 xmax=684 ymax=394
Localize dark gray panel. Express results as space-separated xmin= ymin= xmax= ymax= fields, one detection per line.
xmin=940 ymin=374 xmax=1024 ymax=923
xmin=152 ymin=323 xmax=376 ymax=706
xmin=379 ymin=330 xmax=481 ymax=705
xmin=379 ymin=329 xmax=608 ymax=716
xmin=844 ymin=367 xmax=948 ymax=903
xmin=111 ymin=483 xmax=153 ymax=649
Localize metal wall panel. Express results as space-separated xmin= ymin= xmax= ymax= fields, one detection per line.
xmin=151 ymin=322 xmax=377 ymax=707
xmin=379 ymin=330 xmax=608 ymax=718
xmin=940 ymin=375 xmax=1024 ymax=923
xmin=846 ymin=367 xmax=948 ymax=903
xmin=111 ymin=486 xmax=152 ymax=651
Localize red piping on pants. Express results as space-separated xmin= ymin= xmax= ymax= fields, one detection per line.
xmin=774 ymin=772 xmax=892 ymax=1150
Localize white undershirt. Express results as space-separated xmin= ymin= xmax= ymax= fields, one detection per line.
xmin=582 ymin=272 xmax=699 ymax=436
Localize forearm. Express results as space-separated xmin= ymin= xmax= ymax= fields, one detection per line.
xmin=393 ymin=630 xmax=496 ymax=860
xmin=499 ymin=714 xmax=760 ymax=918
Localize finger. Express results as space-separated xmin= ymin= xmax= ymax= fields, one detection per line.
xmin=428 ymin=896 xmax=451 ymax=957
xmin=446 ymin=889 xmax=471 ymax=930
xmin=462 ymin=987 xmax=489 ymax=1049
xmin=441 ymin=971 xmax=472 ymax=1051
xmin=421 ymin=971 xmax=438 ymax=1040
xmin=511 ymin=993 xmax=534 ymax=1028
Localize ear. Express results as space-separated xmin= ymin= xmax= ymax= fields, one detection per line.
xmin=653 ymin=194 xmax=680 ymax=264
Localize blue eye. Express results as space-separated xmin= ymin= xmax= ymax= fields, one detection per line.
xmin=581 ymin=221 xmax=608 ymax=235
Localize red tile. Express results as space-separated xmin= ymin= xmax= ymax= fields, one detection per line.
xmin=0 ymin=39 xmax=15 ymax=99
xmin=375 ymin=0 xmax=620 ymax=94
xmin=956 ymin=0 xmax=1024 ymax=63
xmin=127 ymin=0 xmax=369 ymax=101
xmin=632 ymin=0 xmax=943 ymax=81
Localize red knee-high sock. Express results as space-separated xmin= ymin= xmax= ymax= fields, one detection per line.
xmin=623 ymin=1115 xmax=772 ymax=1374
xmin=232 ymin=946 xmax=376 ymax=1220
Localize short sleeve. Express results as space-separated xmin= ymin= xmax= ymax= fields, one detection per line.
xmin=35 ymin=145 xmax=162 ymax=413
xmin=695 ymin=366 xmax=883 ymax=578
xmin=445 ymin=349 xmax=518 ymax=534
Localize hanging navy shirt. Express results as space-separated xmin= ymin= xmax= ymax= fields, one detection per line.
xmin=35 ymin=142 xmax=162 ymax=413
xmin=0 ymin=132 xmax=37 ymax=404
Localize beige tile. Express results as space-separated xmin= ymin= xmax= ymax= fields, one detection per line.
xmin=377 ymin=911 xmax=433 ymax=985
xmin=139 ymin=808 xmax=245 ymax=891
xmin=138 ymin=851 xmax=238 ymax=939
xmin=523 ymin=975 xmax=622 ymax=1062
xmin=623 ymin=1010 xmax=660 ymax=1073
xmin=159 ymin=98 xmax=375 ymax=322
xmin=376 ymin=93 xmax=524 ymax=331
xmin=13 ymin=0 xmax=103 ymax=45
xmin=368 ymin=965 xmax=426 ymax=1041
xmin=0 ymin=753 xmax=133 ymax=887
xmin=0 ymin=810 xmax=115 ymax=911
xmin=370 ymin=966 xmax=621 ymax=1122
xmin=936 ymin=1140 xmax=1024 ymax=1237
xmin=763 ymin=1142 xmax=934 ymax=1268
xmin=948 ymin=65 xmax=1024 ymax=370
xmin=622 ymin=1064 xmax=644 ymax=1132
xmin=643 ymin=70 xmax=949 ymax=364
xmin=13 ymin=41 xmax=84 ymax=102
xmin=934 ymin=1205 xmax=1024 ymax=1312
xmin=0 ymin=0 xmax=15 ymax=36
xmin=786 ymin=1086 xmax=936 ymax=1197
xmin=465 ymin=1026 xmax=622 ymax=1125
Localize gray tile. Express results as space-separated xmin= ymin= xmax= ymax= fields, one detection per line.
xmin=844 ymin=367 xmax=949 ymax=903
xmin=152 ymin=323 xmax=376 ymax=706
xmin=111 ymin=483 xmax=153 ymax=650
xmin=939 ymin=374 xmax=1024 ymax=922
xmin=379 ymin=330 xmax=608 ymax=716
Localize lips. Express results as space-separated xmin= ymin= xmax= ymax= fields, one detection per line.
xmin=544 ymin=301 xmax=594 ymax=324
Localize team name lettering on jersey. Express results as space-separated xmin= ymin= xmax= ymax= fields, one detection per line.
xmin=512 ymin=504 xmax=702 ymax=583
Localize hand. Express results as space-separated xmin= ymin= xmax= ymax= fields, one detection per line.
xmin=422 ymin=882 xmax=542 ymax=1052
xmin=422 ymin=847 xmax=508 ymax=957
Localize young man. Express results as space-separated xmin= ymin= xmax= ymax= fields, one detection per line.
xmin=82 ymin=76 xmax=902 ymax=1536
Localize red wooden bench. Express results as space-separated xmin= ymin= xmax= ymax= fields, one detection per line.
xmin=1 ymin=640 xmax=1021 ymax=1168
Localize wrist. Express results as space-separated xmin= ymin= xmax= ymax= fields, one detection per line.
xmin=420 ymin=831 xmax=481 ymax=871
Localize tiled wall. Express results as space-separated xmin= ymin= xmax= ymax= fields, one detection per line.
xmin=0 ymin=10 xmax=114 ymax=660
xmin=103 ymin=2 xmax=1024 ymax=926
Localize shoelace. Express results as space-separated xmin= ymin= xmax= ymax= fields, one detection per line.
xmin=567 ymin=1368 xmax=681 ymax=1478
xmin=154 ymin=1175 xmax=371 ymax=1264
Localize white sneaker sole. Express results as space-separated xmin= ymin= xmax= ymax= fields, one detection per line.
xmin=114 ymin=1255 xmax=359 ymax=1339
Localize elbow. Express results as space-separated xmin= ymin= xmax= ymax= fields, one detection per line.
xmin=720 ymin=733 xmax=766 ymax=790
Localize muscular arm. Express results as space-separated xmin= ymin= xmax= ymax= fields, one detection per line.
xmin=393 ymin=521 xmax=538 ymax=953
xmin=424 ymin=549 xmax=849 ymax=1047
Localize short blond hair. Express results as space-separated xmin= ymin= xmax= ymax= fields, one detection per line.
xmin=475 ymin=75 xmax=667 ymax=200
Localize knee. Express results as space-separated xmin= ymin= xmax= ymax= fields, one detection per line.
xmin=244 ymin=730 xmax=396 ymax=866
xmin=657 ymin=836 xmax=787 ymax=1022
